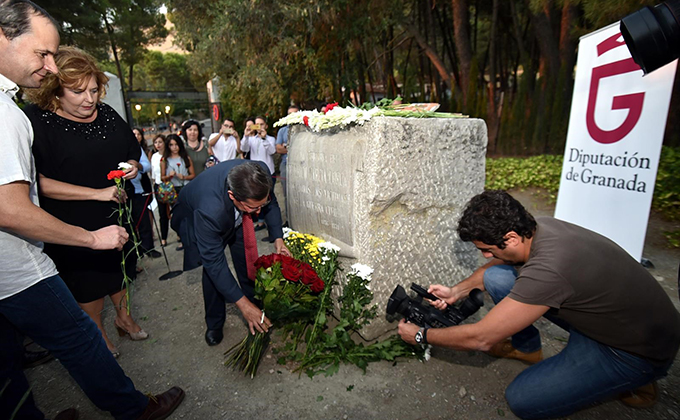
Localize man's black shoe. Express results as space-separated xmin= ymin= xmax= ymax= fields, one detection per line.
xmin=260 ymin=236 xmax=275 ymax=243
xmin=254 ymin=224 xmax=267 ymax=232
xmin=147 ymin=250 xmax=162 ymax=259
xmin=205 ymin=329 xmax=223 ymax=346
xmin=23 ymin=349 xmax=54 ymax=369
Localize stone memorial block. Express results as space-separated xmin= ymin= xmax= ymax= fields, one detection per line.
xmin=287 ymin=117 xmax=487 ymax=339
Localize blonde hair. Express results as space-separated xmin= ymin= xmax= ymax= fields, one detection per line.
xmin=25 ymin=46 xmax=109 ymax=112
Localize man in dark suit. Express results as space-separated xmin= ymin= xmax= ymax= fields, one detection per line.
xmin=172 ymin=160 xmax=291 ymax=345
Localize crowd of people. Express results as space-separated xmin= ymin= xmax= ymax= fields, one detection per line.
xmin=1 ymin=1 xmax=678 ymax=420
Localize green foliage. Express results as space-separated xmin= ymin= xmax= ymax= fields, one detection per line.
xmin=653 ymin=147 xmax=680 ymax=221
xmin=664 ymin=230 xmax=680 ymax=249
xmin=485 ymin=155 xmax=563 ymax=200
xmin=485 ymin=147 xmax=680 ymax=222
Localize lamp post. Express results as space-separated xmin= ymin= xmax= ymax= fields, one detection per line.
xmin=134 ymin=104 xmax=141 ymax=127
xmin=156 ymin=110 xmax=162 ymax=132
xmin=164 ymin=105 xmax=171 ymax=131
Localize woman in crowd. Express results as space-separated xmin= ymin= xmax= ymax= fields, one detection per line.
xmin=161 ymin=134 xmax=194 ymax=251
xmin=132 ymin=127 xmax=150 ymax=159
xmin=161 ymin=134 xmax=194 ymax=196
xmin=181 ymin=120 xmax=209 ymax=177
xmin=151 ymin=134 xmax=170 ymax=247
xmin=241 ymin=117 xmax=255 ymax=160
xmin=25 ymin=46 xmax=148 ymax=358
xmin=132 ymin=126 xmax=155 ymax=251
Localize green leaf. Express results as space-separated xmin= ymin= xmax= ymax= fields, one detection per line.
xmin=316 ymin=395 xmax=324 ymax=402
xmin=346 ymin=385 xmax=354 ymax=392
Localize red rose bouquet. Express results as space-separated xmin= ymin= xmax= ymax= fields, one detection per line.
xmin=225 ymin=254 xmax=325 ymax=377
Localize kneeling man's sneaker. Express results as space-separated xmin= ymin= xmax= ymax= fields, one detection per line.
xmin=619 ymin=382 xmax=658 ymax=408
xmin=487 ymin=339 xmax=543 ymax=364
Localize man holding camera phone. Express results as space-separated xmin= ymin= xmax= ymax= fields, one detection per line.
xmin=398 ymin=190 xmax=679 ymax=419
xmin=208 ymin=118 xmax=242 ymax=162
xmin=240 ymin=116 xmax=276 ymax=179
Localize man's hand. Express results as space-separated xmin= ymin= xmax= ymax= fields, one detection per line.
xmin=428 ymin=284 xmax=458 ymax=310
xmin=90 ymin=225 xmax=129 ymax=250
xmin=398 ymin=319 xmax=419 ymax=345
xmin=236 ymin=296 xmax=272 ymax=335
xmin=98 ymin=185 xmax=127 ymax=203
xmin=274 ymin=238 xmax=291 ymax=257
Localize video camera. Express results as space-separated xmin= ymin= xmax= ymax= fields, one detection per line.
xmin=621 ymin=0 xmax=680 ymax=74
xmin=386 ymin=283 xmax=484 ymax=329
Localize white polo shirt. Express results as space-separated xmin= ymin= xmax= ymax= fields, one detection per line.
xmin=0 ymin=73 xmax=58 ymax=300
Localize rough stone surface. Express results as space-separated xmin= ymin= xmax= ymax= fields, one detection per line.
xmin=287 ymin=117 xmax=488 ymax=339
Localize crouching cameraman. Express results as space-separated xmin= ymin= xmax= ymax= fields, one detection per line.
xmin=398 ymin=190 xmax=680 ymax=419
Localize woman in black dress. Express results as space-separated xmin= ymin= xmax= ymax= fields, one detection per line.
xmin=25 ymin=46 xmax=148 ymax=358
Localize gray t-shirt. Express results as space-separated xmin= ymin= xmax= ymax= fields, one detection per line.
xmin=0 ymin=74 xmax=57 ymax=299
xmin=509 ymin=217 xmax=680 ymax=364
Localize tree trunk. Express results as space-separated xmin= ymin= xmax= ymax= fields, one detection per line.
xmin=487 ymin=0 xmax=500 ymax=152
xmin=452 ymin=0 xmax=473 ymax=107
xmin=406 ymin=28 xmax=452 ymax=91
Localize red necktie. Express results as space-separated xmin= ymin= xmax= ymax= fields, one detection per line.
xmin=242 ymin=213 xmax=259 ymax=281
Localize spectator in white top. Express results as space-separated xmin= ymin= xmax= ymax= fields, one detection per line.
xmin=240 ymin=115 xmax=276 ymax=180
xmin=208 ymin=118 xmax=241 ymax=162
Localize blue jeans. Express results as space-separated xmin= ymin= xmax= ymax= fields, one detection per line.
xmin=483 ymin=265 xmax=673 ymax=419
xmin=0 ymin=275 xmax=148 ymax=420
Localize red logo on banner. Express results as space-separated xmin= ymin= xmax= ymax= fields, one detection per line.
xmin=212 ymin=104 xmax=220 ymax=121
xmin=586 ymin=33 xmax=645 ymax=144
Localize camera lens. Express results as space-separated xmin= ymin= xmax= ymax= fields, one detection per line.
xmin=621 ymin=0 xmax=680 ymax=74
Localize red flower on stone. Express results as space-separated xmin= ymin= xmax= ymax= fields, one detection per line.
xmin=107 ymin=170 xmax=126 ymax=180
xmin=324 ymin=102 xmax=338 ymax=113
xmin=303 ymin=116 xmax=309 ymax=126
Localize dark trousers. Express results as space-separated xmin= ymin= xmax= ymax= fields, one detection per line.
xmin=202 ymin=225 xmax=255 ymax=330
xmin=0 ymin=275 xmax=148 ymax=420
xmin=131 ymin=193 xmax=154 ymax=253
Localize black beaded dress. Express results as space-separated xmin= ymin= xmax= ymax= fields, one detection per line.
xmin=25 ymin=103 xmax=141 ymax=303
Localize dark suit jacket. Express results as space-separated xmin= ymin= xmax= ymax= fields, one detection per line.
xmin=171 ymin=159 xmax=283 ymax=302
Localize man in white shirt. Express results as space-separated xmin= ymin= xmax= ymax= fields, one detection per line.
xmin=0 ymin=2 xmax=183 ymax=419
xmin=240 ymin=115 xmax=276 ymax=179
xmin=208 ymin=118 xmax=241 ymax=162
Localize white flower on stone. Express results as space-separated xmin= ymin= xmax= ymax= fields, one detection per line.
xmin=350 ymin=263 xmax=374 ymax=281
xmin=282 ymin=227 xmax=293 ymax=239
xmin=321 ymin=256 xmax=330 ymax=262
xmin=317 ymin=241 xmax=340 ymax=254
xmin=118 ymin=162 xmax=133 ymax=171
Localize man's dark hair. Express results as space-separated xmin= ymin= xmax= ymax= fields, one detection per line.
xmin=228 ymin=162 xmax=272 ymax=202
xmin=223 ymin=118 xmax=234 ymax=125
xmin=457 ymin=190 xmax=537 ymax=249
xmin=0 ymin=0 xmax=57 ymax=41
xmin=254 ymin=115 xmax=267 ymax=124
xmin=288 ymin=105 xmax=299 ymax=112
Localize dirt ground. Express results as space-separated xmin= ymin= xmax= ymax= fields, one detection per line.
xmin=26 ymin=186 xmax=680 ymax=420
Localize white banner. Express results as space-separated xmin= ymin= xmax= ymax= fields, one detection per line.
xmin=554 ymin=22 xmax=677 ymax=261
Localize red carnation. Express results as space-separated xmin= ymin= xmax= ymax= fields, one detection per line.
xmin=107 ymin=170 xmax=126 ymax=180
xmin=324 ymin=102 xmax=339 ymax=113
xmin=303 ymin=116 xmax=309 ymax=126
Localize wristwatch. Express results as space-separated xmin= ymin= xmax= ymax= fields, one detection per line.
xmin=415 ymin=327 xmax=428 ymax=344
